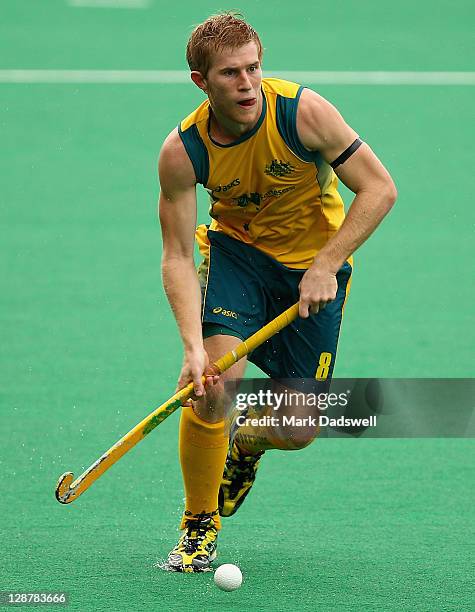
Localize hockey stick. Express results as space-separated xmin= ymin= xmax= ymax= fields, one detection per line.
xmin=55 ymin=302 xmax=299 ymax=504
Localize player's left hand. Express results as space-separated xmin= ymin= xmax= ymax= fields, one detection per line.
xmin=298 ymin=262 xmax=338 ymax=318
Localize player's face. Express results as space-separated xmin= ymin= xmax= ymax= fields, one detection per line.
xmin=202 ymin=42 xmax=263 ymax=127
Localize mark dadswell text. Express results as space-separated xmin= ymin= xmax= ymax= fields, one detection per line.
xmin=236 ymin=415 xmax=378 ymax=428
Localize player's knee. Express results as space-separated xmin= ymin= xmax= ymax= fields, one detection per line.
xmin=283 ymin=423 xmax=320 ymax=449
xmin=275 ymin=394 xmax=321 ymax=449
xmin=194 ymin=379 xmax=230 ymax=422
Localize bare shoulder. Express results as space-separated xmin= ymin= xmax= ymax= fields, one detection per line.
xmin=298 ymin=87 xmax=339 ymax=123
xmin=158 ymin=128 xmax=196 ymax=191
xmin=297 ymin=87 xmax=358 ymax=160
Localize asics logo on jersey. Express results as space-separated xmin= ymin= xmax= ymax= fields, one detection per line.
xmin=211 ymin=178 xmax=241 ymax=194
xmin=213 ymin=307 xmax=238 ymax=319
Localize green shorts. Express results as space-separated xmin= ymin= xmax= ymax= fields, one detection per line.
xmin=200 ymin=229 xmax=352 ymax=381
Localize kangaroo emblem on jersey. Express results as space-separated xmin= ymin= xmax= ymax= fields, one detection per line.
xmin=235 ymin=192 xmax=262 ymax=208
xmin=265 ymin=159 xmax=295 ymax=177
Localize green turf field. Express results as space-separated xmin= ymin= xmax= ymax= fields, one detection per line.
xmin=1 ymin=1 xmax=474 ymax=610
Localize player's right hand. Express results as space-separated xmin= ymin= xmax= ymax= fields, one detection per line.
xmin=176 ymin=347 xmax=219 ymax=398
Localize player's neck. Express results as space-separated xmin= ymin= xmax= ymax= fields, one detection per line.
xmin=209 ymin=96 xmax=263 ymax=144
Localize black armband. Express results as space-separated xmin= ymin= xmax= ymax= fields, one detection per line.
xmin=330 ymin=138 xmax=363 ymax=169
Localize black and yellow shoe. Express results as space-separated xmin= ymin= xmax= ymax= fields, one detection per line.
xmin=219 ymin=441 xmax=264 ymax=517
xmin=167 ymin=513 xmax=218 ymax=573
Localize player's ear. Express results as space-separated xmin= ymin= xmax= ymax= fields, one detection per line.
xmin=190 ymin=71 xmax=207 ymax=93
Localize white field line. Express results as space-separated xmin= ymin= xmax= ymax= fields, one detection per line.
xmin=0 ymin=70 xmax=189 ymax=83
xmin=67 ymin=0 xmax=151 ymax=8
xmin=0 ymin=70 xmax=474 ymax=85
xmin=273 ymin=71 xmax=475 ymax=85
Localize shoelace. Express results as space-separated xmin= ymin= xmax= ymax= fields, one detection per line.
xmin=181 ymin=517 xmax=215 ymax=553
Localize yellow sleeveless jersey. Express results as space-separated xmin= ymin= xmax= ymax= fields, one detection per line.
xmin=178 ymin=78 xmax=347 ymax=269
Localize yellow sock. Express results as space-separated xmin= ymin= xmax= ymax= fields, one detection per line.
xmin=179 ymin=405 xmax=228 ymax=530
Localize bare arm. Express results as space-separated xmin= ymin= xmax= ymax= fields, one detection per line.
xmin=158 ymin=129 xmax=211 ymax=395
xmin=296 ymin=88 xmax=397 ymax=316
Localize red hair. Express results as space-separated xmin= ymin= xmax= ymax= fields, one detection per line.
xmin=186 ymin=12 xmax=263 ymax=76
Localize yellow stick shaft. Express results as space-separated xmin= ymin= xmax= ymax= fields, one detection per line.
xmin=55 ymin=302 xmax=300 ymax=504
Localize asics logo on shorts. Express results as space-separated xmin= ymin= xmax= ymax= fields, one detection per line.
xmin=213 ymin=307 xmax=238 ymax=319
